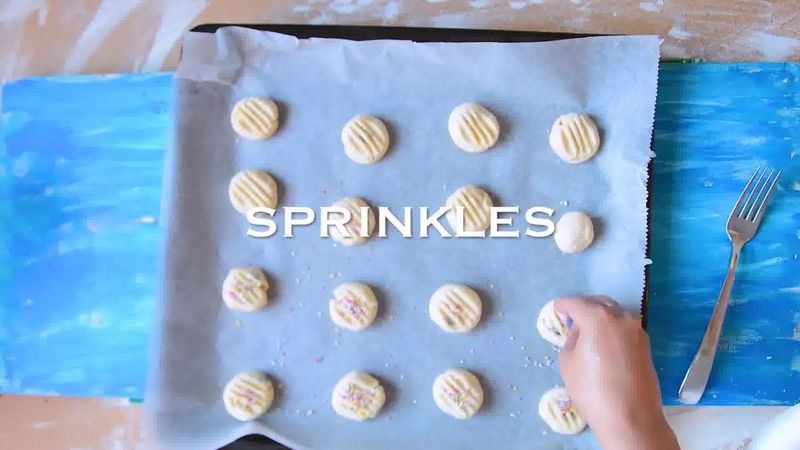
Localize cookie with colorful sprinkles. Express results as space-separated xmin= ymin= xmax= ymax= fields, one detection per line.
xmin=538 ymin=386 xmax=587 ymax=434
xmin=432 ymin=368 xmax=484 ymax=419
xmin=332 ymin=371 xmax=386 ymax=421
xmin=221 ymin=267 xmax=270 ymax=312
xmin=329 ymin=282 xmax=379 ymax=331
xmin=223 ymin=371 xmax=274 ymax=421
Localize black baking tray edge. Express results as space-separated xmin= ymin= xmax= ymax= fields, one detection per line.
xmin=191 ymin=23 xmax=600 ymax=42
xmin=186 ymin=24 xmax=651 ymax=450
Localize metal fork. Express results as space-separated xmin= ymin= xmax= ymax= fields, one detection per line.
xmin=678 ymin=166 xmax=781 ymax=405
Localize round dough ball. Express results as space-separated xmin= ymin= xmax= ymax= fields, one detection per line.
xmin=429 ymin=284 xmax=482 ymax=333
xmin=549 ymin=113 xmax=600 ymax=164
xmin=329 ymin=197 xmax=376 ymax=246
xmin=538 ymin=387 xmax=587 ymax=435
xmin=536 ymin=300 xmax=569 ymax=347
xmin=329 ymin=282 xmax=379 ymax=332
xmin=230 ymin=97 xmax=279 ymax=140
xmin=432 ymin=369 xmax=484 ymax=419
xmin=223 ymin=371 xmax=274 ymax=421
xmin=332 ymin=371 xmax=386 ymax=421
xmin=222 ymin=267 xmax=270 ymax=312
xmin=445 ymin=185 xmax=493 ymax=233
xmin=341 ymin=115 xmax=390 ymax=164
xmin=448 ymin=103 xmax=500 ymax=153
xmin=554 ymin=211 xmax=595 ymax=253
xmin=228 ymin=170 xmax=279 ymax=214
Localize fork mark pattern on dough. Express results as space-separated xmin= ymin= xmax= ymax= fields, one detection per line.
xmin=429 ymin=284 xmax=482 ymax=333
xmin=329 ymin=282 xmax=378 ymax=331
xmin=433 ymin=369 xmax=484 ymax=419
xmin=342 ymin=115 xmax=390 ymax=164
xmin=448 ymin=103 xmax=500 ymax=153
xmin=223 ymin=371 xmax=274 ymax=421
xmin=228 ymin=170 xmax=278 ymax=214
xmin=549 ymin=113 xmax=600 ymax=164
xmin=231 ymin=97 xmax=279 ymax=140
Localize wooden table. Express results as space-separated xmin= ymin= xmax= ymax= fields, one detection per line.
xmin=1 ymin=1 xmax=797 ymax=449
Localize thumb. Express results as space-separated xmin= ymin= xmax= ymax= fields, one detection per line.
xmin=561 ymin=324 xmax=580 ymax=352
xmin=558 ymin=326 xmax=579 ymax=380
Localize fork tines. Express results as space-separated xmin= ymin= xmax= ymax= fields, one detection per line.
xmin=732 ymin=166 xmax=781 ymax=224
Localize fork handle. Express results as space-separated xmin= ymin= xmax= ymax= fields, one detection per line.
xmin=677 ymin=241 xmax=743 ymax=404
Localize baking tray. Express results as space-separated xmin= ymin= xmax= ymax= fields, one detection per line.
xmin=183 ymin=24 xmax=653 ymax=450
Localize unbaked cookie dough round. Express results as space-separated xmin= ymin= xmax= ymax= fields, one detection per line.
xmin=549 ymin=113 xmax=600 ymax=164
xmin=230 ymin=97 xmax=279 ymax=140
xmin=432 ymin=369 xmax=484 ymax=419
xmin=538 ymin=387 xmax=587 ymax=435
xmin=329 ymin=197 xmax=376 ymax=246
xmin=332 ymin=371 xmax=386 ymax=421
xmin=553 ymin=211 xmax=595 ymax=253
xmin=228 ymin=169 xmax=279 ymax=214
xmin=329 ymin=282 xmax=379 ymax=332
xmin=341 ymin=115 xmax=390 ymax=164
xmin=536 ymin=300 xmax=569 ymax=347
xmin=445 ymin=185 xmax=493 ymax=233
xmin=222 ymin=267 xmax=270 ymax=312
xmin=448 ymin=103 xmax=500 ymax=153
xmin=429 ymin=284 xmax=482 ymax=333
xmin=223 ymin=371 xmax=274 ymax=421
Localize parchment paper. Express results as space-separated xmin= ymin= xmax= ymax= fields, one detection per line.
xmin=145 ymin=28 xmax=660 ymax=450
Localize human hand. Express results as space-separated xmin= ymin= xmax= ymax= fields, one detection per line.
xmin=555 ymin=296 xmax=679 ymax=450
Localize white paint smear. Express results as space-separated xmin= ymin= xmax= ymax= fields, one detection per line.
xmin=792 ymin=356 xmax=800 ymax=373
xmin=740 ymin=257 xmax=787 ymax=271
xmin=78 ymin=310 xmax=105 ymax=328
xmin=63 ymin=0 xmax=141 ymax=73
xmin=661 ymin=43 xmax=690 ymax=59
xmin=508 ymin=0 xmax=546 ymax=8
xmin=0 ymin=0 xmax=45 ymax=21
xmin=639 ymin=2 xmax=661 ymax=12
xmin=668 ymin=26 xmax=693 ymax=40
xmin=383 ymin=1 xmax=400 ymax=21
xmin=309 ymin=12 xmax=333 ymax=25
xmin=743 ymin=32 xmax=800 ymax=61
xmin=741 ymin=136 xmax=768 ymax=146
xmin=469 ymin=0 xmax=491 ymax=8
xmin=330 ymin=0 xmax=375 ymax=15
xmin=141 ymin=0 xmax=207 ymax=72
xmin=12 ymin=152 xmax=32 ymax=178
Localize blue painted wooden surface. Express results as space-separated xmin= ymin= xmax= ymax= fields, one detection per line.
xmin=1 ymin=65 xmax=798 ymax=404
xmin=649 ymin=63 xmax=799 ymax=405
xmin=1 ymin=74 xmax=171 ymax=398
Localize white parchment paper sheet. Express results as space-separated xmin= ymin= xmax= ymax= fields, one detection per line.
xmin=145 ymin=28 xmax=660 ymax=450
